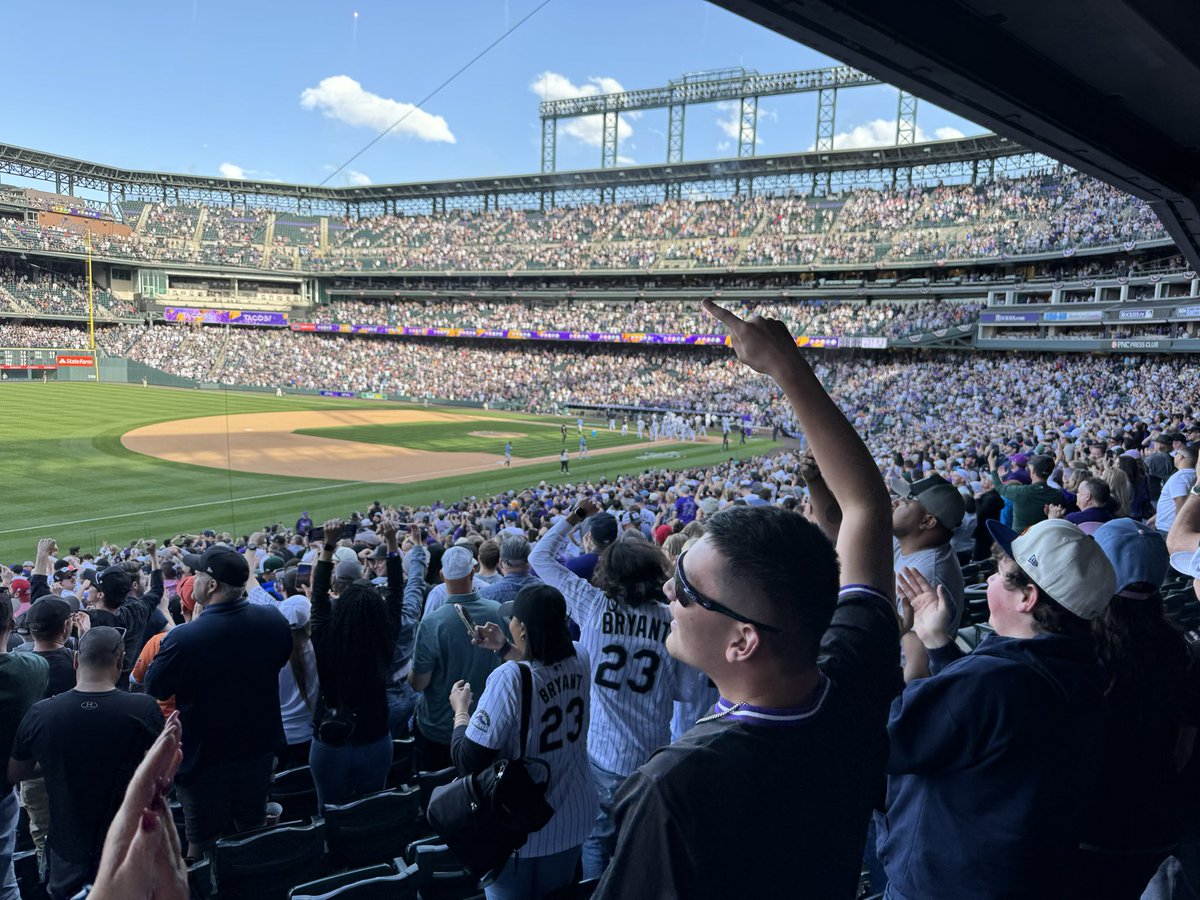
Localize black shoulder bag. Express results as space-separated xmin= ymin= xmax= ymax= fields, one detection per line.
xmin=427 ymin=664 xmax=555 ymax=880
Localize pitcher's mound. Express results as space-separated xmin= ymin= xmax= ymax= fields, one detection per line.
xmin=468 ymin=431 xmax=528 ymax=439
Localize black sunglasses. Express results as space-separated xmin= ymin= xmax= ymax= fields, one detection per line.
xmin=674 ymin=551 xmax=781 ymax=634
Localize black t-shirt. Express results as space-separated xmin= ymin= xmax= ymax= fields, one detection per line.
xmin=593 ymin=588 xmax=902 ymax=900
xmin=11 ymin=688 xmax=163 ymax=898
xmin=31 ymin=648 xmax=76 ymax=698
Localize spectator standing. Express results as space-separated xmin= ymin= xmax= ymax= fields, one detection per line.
xmin=1078 ymin=520 xmax=1196 ymax=899
xmin=880 ymin=519 xmax=1116 ymax=900
xmin=276 ymin=597 xmax=319 ymax=771
xmin=1153 ymin=446 xmax=1198 ymax=536
xmin=143 ymin=546 xmax=291 ymax=859
xmin=889 ymin=476 xmax=967 ymax=673
xmin=307 ymin=519 xmax=405 ymax=808
xmin=87 ymin=542 xmax=164 ymax=690
xmin=478 ymin=535 xmax=542 ymax=606
xmin=409 ymin=545 xmax=504 ymax=771
xmin=0 ymin=597 xmax=48 ymax=900
xmin=987 ymin=452 xmax=1063 ymax=532
xmin=563 ymin=513 xmax=617 ymax=582
xmin=531 ymin=499 xmax=683 ymax=880
xmin=451 ymin=585 xmax=597 ymax=900
xmin=594 ymin=300 xmax=901 ymax=900
xmin=8 ymin=627 xmax=163 ymax=900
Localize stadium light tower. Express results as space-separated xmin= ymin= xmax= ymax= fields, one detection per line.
xmin=537 ymin=64 xmax=923 ymax=172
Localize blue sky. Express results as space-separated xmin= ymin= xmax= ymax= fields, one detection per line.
xmin=5 ymin=0 xmax=985 ymax=189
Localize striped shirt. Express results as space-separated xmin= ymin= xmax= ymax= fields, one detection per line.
xmin=466 ymin=648 xmax=597 ymax=856
xmin=531 ymin=516 xmax=682 ymax=777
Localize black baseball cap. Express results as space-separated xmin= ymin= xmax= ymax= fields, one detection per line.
xmin=182 ymin=546 xmax=250 ymax=586
xmin=27 ymin=597 xmax=72 ymax=635
xmin=94 ymin=566 xmax=133 ymax=603
xmin=587 ymin=512 xmax=618 ymax=545
xmin=498 ymin=583 xmax=569 ymax=633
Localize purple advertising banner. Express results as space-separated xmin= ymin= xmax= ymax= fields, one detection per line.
xmin=289 ymin=322 xmax=854 ymax=349
xmin=165 ymin=307 xmax=289 ymax=327
xmin=979 ymin=311 xmax=1040 ymax=323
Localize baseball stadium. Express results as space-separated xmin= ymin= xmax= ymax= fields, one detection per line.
xmin=3 ymin=2 xmax=1200 ymax=899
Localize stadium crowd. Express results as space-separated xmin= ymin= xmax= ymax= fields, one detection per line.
xmin=318 ymin=297 xmax=982 ymax=338
xmin=0 ymin=172 xmax=1168 ymax=277
xmin=3 ymin=302 xmax=1200 ymax=900
xmin=0 ymin=269 xmax=137 ymax=320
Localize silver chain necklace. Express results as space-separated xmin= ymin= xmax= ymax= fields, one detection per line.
xmin=696 ymin=701 xmax=744 ymax=724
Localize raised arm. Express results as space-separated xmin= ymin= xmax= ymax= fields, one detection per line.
xmin=704 ymin=300 xmax=893 ymax=597
xmin=31 ymin=537 xmax=56 ymax=603
xmin=1168 ymin=493 xmax=1200 ymax=556
xmin=529 ymin=509 xmax=606 ymax=621
xmin=309 ymin=518 xmax=341 ymax=636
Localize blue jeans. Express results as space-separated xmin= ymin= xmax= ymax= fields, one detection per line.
xmin=0 ymin=788 xmax=18 ymax=900
xmin=309 ymin=734 xmax=393 ymax=810
xmin=387 ymin=683 xmax=418 ymax=739
xmin=485 ymin=846 xmax=580 ymax=900
xmin=581 ymin=763 xmax=626 ymax=881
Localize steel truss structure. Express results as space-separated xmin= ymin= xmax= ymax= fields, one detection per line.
xmin=538 ymin=65 xmax=922 ymax=171
xmin=0 ymin=137 xmax=1049 ymax=219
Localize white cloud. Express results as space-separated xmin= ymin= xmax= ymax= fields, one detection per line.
xmin=218 ymin=162 xmax=247 ymax=179
xmin=817 ymin=119 xmax=968 ymax=150
xmin=714 ymin=101 xmax=767 ymax=146
xmin=345 ymin=170 xmax=372 ymax=186
xmin=300 ymin=75 xmax=455 ymax=144
xmin=530 ymin=72 xmax=637 ymax=151
xmin=933 ymin=126 xmax=966 ymax=141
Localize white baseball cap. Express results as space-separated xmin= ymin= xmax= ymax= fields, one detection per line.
xmin=987 ymin=519 xmax=1116 ymax=620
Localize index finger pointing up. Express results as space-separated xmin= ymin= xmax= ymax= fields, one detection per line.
xmin=702 ymin=298 xmax=742 ymax=329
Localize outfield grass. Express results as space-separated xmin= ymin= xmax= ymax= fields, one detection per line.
xmin=297 ymin=419 xmax=643 ymax=457
xmin=0 ymin=382 xmax=774 ymax=561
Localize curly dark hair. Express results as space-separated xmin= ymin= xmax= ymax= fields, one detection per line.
xmin=591 ymin=536 xmax=668 ymax=608
xmin=313 ymin=581 xmax=392 ymax=708
xmin=1094 ymin=594 xmax=1189 ymax=719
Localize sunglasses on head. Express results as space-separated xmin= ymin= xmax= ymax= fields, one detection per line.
xmin=674 ymin=550 xmax=781 ymax=634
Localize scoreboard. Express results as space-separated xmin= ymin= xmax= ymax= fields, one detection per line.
xmin=0 ymin=348 xmax=57 ymax=369
xmin=0 ymin=349 xmax=94 ymax=370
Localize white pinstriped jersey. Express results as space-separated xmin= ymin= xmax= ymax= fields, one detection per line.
xmin=531 ymin=516 xmax=682 ymax=777
xmin=465 ymin=649 xmax=597 ymax=856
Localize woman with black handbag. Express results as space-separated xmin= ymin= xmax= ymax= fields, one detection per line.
xmin=309 ymin=516 xmax=409 ymax=809
xmin=448 ymin=584 xmax=596 ymax=900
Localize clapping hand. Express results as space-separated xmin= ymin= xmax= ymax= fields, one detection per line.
xmin=896 ymin=567 xmax=954 ymax=650
xmin=1045 ymin=504 xmax=1066 ymax=520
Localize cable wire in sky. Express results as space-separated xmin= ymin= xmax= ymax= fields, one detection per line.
xmin=319 ymin=0 xmax=555 ymax=186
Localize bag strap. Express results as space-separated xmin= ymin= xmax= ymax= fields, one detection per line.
xmin=518 ymin=663 xmax=533 ymax=759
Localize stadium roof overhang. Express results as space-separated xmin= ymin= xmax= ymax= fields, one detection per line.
xmin=709 ymin=0 xmax=1200 ymax=270
xmin=0 ymin=134 xmax=1024 ymax=204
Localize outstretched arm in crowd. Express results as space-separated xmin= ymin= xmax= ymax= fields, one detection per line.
xmin=30 ymin=537 xmax=55 ymax=603
xmin=1168 ymin=493 xmax=1200 ymax=556
xmin=704 ymin=299 xmax=893 ymax=596
xmin=309 ymin=518 xmax=342 ymax=637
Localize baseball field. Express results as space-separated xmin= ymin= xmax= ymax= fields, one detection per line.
xmin=1 ymin=381 xmax=771 ymax=561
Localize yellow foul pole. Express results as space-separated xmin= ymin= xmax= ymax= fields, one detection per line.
xmin=86 ymin=227 xmax=98 ymax=382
